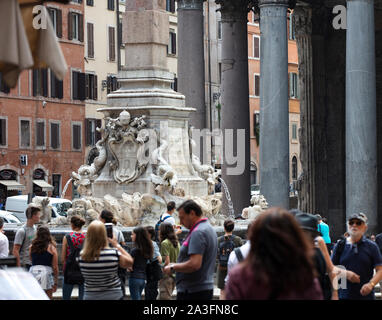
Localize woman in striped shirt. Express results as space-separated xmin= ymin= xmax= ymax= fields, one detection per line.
xmin=78 ymin=220 xmax=133 ymax=300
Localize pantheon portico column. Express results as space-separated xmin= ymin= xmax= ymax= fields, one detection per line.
xmin=216 ymin=0 xmax=251 ymax=217
xmin=346 ymin=0 xmax=377 ymax=231
xmin=176 ymin=0 xmax=206 ymax=132
xmin=259 ymin=0 xmax=290 ymax=209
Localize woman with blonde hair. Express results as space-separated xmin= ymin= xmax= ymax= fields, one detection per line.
xmin=29 ymin=226 xmax=59 ymax=299
xmin=78 ymin=220 xmax=133 ymax=300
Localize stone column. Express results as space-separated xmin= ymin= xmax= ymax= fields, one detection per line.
xmin=346 ymin=0 xmax=377 ymax=231
xmin=216 ymin=0 xmax=251 ymax=217
xmin=176 ymin=0 xmax=206 ymax=131
xmin=259 ymin=0 xmax=290 ymax=209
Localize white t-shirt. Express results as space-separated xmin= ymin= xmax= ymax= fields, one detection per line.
xmin=225 ymin=240 xmax=251 ymax=285
xmin=0 ymin=232 xmax=9 ymax=258
xmin=161 ymin=213 xmax=176 ymax=226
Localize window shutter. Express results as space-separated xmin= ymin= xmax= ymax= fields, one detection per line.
xmin=78 ymin=14 xmax=84 ymax=42
xmin=87 ymin=23 xmax=94 ymax=58
xmin=0 ymin=119 xmax=6 ymax=146
xmin=173 ymin=32 xmax=176 ymax=55
xmin=171 ymin=0 xmax=175 ymax=13
xmin=85 ymin=119 xmax=91 ymax=146
xmin=72 ymin=71 xmax=78 ymax=100
xmin=42 ymin=69 xmax=48 ymax=97
xmin=32 ymin=69 xmax=38 ymax=96
xmin=36 ymin=121 xmax=45 ymax=147
xmin=85 ymin=73 xmax=89 ymax=99
xmin=296 ymin=74 xmax=299 ymax=99
xmin=174 ymin=77 xmax=177 ymax=92
xmin=288 ymin=73 xmax=292 ymax=98
xmin=109 ymin=27 xmax=115 ymax=61
xmin=68 ymin=12 xmax=73 ymax=40
xmin=94 ymin=75 xmax=98 ymax=100
xmin=78 ymin=72 xmax=86 ymax=101
xmin=57 ymin=78 xmax=63 ymax=99
xmin=57 ymin=9 xmax=62 ymax=38
xmin=96 ymin=119 xmax=102 ymax=142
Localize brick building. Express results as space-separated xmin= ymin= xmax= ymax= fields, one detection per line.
xmin=0 ymin=0 xmax=86 ymax=205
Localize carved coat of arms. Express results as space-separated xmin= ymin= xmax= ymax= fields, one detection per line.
xmin=107 ymin=110 xmax=149 ymax=184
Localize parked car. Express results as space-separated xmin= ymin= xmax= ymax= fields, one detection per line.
xmin=0 ymin=210 xmax=21 ymax=224
xmin=5 ymin=195 xmax=72 ymax=222
xmin=251 ymin=184 xmax=260 ymax=197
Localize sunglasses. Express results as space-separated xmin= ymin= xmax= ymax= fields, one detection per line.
xmin=348 ymin=220 xmax=363 ymax=226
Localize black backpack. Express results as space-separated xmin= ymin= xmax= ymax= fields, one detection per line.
xmin=154 ymin=214 xmax=171 ymax=242
xmin=64 ymin=234 xmax=84 ymax=285
xmin=218 ymin=235 xmax=235 ymax=267
xmin=313 ymin=247 xmax=332 ymax=300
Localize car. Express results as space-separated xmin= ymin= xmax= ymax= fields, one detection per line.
xmin=0 ymin=210 xmax=21 ymax=224
xmin=251 ymin=184 xmax=260 ymax=196
xmin=5 ymin=195 xmax=72 ymax=222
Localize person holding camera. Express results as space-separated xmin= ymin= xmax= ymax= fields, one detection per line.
xmin=99 ymin=210 xmax=127 ymax=296
xmin=78 ymin=220 xmax=133 ymax=300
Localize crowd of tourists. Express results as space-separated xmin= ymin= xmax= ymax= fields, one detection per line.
xmin=1 ymin=198 xmax=382 ymax=300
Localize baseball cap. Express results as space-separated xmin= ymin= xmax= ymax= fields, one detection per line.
xmin=295 ymin=213 xmax=321 ymax=236
xmin=348 ymin=212 xmax=368 ymax=224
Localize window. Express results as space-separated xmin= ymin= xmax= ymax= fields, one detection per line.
xmin=47 ymin=7 xmax=62 ymax=38
xmin=289 ymin=12 xmax=296 ymax=40
xmin=68 ymin=12 xmax=83 ymax=42
xmin=253 ymin=36 xmax=260 ymax=58
xmin=72 ymin=70 xmax=86 ymax=100
xmin=50 ymin=70 xmax=63 ymax=99
xmin=107 ymin=0 xmax=115 ymax=11
xmin=292 ymin=156 xmax=298 ymax=180
xmin=292 ymin=123 xmax=298 ymax=140
xmin=289 ymin=73 xmax=299 ymax=99
xmin=50 ymin=121 xmax=60 ymax=150
xmin=0 ymin=118 xmax=7 ymax=147
xmin=106 ymin=75 xmax=118 ymax=94
xmin=168 ymin=30 xmax=176 ymax=55
xmin=166 ymin=0 xmax=175 ymax=13
xmin=218 ymin=63 xmax=222 ymax=84
xmin=72 ymin=122 xmax=82 ymax=151
xmin=254 ymin=74 xmax=260 ymax=97
xmin=108 ymin=27 xmax=116 ymax=61
xmin=85 ymin=73 xmax=98 ymax=100
xmin=87 ymin=23 xmax=94 ymax=58
xmin=32 ymin=69 xmax=48 ymax=97
xmin=217 ymin=21 xmax=222 ymax=40
xmin=20 ymin=119 xmax=31 ymax=148
xmin=86 ymin=0 xmax=94 ymax=6
xmin=85 ymin=118 xmax=102 ymax=146
xmin=52 ymin=174 xmax=61 ymax=197
xmin=36 ymin=120 xmax=46 ymax=148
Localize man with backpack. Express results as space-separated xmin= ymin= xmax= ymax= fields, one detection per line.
xmin=155 ymin=201 xmax=176 ymax=241
xmin=217 ymin=219 xmax=243 ymax=299
xmin=331 ymin=213 xmax=382 ymax=300
xmin=12 ymin=206 xmax=41 ymax=270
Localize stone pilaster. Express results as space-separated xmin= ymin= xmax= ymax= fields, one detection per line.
xmin=258 ymin=0 xmax=290 ymax=209
xmin=215 ymin=0 xmax=252 ymax=217
xmin=346 ymin=0 xmax=377 ymax=232
xmin=293 ymin=5 xmax=313 ymax=213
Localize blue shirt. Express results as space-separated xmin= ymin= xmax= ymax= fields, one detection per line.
xmin=331 ymin=236 xmax=382 ymax=300
xmin=317 ymin=222 xmax=331 ymax=244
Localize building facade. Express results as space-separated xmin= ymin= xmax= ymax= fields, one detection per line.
xmin=0 ymin=0 xmax=86 ymax=204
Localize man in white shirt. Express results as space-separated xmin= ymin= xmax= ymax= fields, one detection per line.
xmin=0 ymin=217 xmax=9 ymax=258
xmin=161 ymin=201 xmax=176 ymax=226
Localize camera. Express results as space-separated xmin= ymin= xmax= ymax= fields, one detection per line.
xmin=105 ymin=223 xmax=113 ymax=238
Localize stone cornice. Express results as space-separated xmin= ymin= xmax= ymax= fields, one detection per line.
xmin=176 ymin=0 xmax=206 ymax=10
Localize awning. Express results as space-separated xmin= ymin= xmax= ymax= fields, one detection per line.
xmin=33 ymin=180 xmax=53 ymax=192
xmin=0 ymin=180 xmax=26 ymax=191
